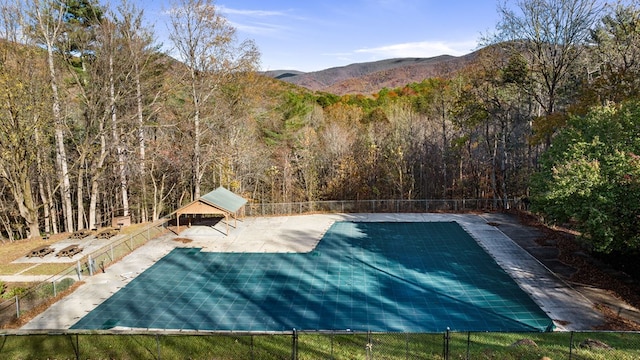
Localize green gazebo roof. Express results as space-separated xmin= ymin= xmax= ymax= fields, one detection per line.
xmin=200 ymin=186 xmax=247 ymax=214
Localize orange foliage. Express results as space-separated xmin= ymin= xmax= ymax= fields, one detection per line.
xmin=530 ymin=112 xmax=569 ymax=145
xmin=400 ymin=86 xmax=417 ymax=96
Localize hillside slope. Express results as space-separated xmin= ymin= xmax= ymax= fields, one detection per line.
xmin=265 ymin=52 xmax=479 ymax=95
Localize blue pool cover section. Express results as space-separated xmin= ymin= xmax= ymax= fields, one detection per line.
xmin=71 ymin=222 xmax=554 ymax=332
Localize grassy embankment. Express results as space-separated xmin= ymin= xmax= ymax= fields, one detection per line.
xmin=0 ymin=331 xmax=639 ymax=359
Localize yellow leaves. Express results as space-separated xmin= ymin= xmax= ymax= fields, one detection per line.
xmin=550 ymin=157 xmax=601 ymax=198
xmin=323 ymin=102 xmax=363 ymax=125
xmin=394 ymin=145 xmax=403 ymax=158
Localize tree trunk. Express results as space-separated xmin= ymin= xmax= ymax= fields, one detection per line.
xmin=76 ymin=165 xmax=85 ymax=229
xmin=192 ymin=73 xmax=202 ymax=200
xmin=89 ymin=177 xmax=100 ymax=229
xmin=35 ymin=129 xmax=51 ymax=234
xmin=486 ymin=121 xmax=499 ymax=208
xmin=89 ymin=130 xmax=108 ymax=230
xmin=1 ymin=213 xmax=14 ymax=242
xmin=110 ymin=51 xmax=130 ymax=217
xmin=134 ymin=62 xmax=148 ymax=221
xmin=46 ymin=176 xmax=58 ymax=234
xmin=38 ymin=173 xmax=51 ymax=234
xmin=441 ymin=100 xmax=448 ymax=199
xmin=151 ymin=169 xmax=168 ymax=221
xmin=35 ymin=1 xmax=75 ymax=232
xmin=18 ymin=176 xmax=40 ymax=238
xmin=501 ymin=121 xmax=508 ymax=209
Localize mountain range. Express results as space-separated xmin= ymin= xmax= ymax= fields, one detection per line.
xmin=263 ymin=50 xmax=480 ymax=95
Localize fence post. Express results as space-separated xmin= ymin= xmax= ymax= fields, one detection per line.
xmin=76 ymin=261 xmax=82 ymax=281
xmin=331 ymin=332 xmax=335 ymax=358
xmin=88 ymin=255 xmax=94 ymax=276
xmin=15 ymin=295 xmax=19 ymax=318
xmin=156 ymin=334 xmax=161 ymax=360
xmin=251 ymin=334 xmax=255 ymax=360
xmin=569 ymin=331 xmax=574 ymax=360
xmin=74 ymin=333 xmax=80 ymax=360
xmin=291 ymin=328 xmax=298 ymax=360
xmin=53 ymin=281 xmax=57 ymax=297
xmin=406 ymin=332 xmax=410 ymax=359
xmin=443 ymin=328 xmax=450 ymax=360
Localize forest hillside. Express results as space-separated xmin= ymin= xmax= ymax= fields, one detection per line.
xmin=264 ymin=54 xmax=478 ymax=95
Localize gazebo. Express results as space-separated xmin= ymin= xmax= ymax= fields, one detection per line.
xmin=175 ymin=187 xmax=247 ymax=235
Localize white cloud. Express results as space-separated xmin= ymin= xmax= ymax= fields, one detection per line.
xmin=229 ymin=21 xmax=289 ymax=35
xmin=218 ymin=5 xmax=288 ymax=18
xmin=355 ymin=40 xmax=478 ymax=58
xmin=217 ymin=5 xmax=304 ymax=38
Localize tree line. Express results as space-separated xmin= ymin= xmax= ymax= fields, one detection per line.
xmin=0 ymin=0 xmax=638 ymax=254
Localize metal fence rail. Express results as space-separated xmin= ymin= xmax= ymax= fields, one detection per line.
xmin=244 ymin=198 xmax=524 ymax=216
xmin=0 ymin=219 xmax=169 ymax=327
xmin=0 ymin=329 xmax=639 ymax=359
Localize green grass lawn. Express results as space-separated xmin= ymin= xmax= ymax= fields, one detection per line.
xmin=1 ymin=331 xmax=639 ymax=359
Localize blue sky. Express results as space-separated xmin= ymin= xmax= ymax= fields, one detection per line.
xmin=138 ymin=0 xmax=501 ymax=72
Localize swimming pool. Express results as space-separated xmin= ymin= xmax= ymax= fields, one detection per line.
xmin=71 ymin=221 xmax=553 ymax=332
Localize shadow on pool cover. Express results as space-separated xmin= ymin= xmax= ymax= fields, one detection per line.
xmin=71 ymin=221 xmax=554 ymax=332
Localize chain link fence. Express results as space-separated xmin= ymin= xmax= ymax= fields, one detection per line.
xmin=3 ymin=197 xmax=637 ymax=359
xmin=0 ymin=219 xmax=169 ymax=328
xmin=0 ymin=197 xmax=520 ymax=328
xmin=0 ymin=329 xmax=639 ymax=359
xmin=245 ymin=198 xmax=524 ymax=216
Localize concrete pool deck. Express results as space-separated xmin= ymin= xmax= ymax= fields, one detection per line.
xmin=21 ymin=213 xmax=608 ymax=331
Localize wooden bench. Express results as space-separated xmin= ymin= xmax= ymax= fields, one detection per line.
xmin=56 ymin=244 xmax=83 ymax=258
xmin=26 ymin=245 xmax=54 ymax=258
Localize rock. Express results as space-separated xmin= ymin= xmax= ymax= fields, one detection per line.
xmin=510 ymin=338 xmax=538 ymax=347
xmin=579 ymin=338 xmax=613 ymax=350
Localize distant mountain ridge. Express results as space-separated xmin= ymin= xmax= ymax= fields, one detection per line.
xmin=263 ymin=52 xmax=480 ymax=95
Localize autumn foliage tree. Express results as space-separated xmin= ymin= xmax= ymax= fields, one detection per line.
xmin=492 ymin=0 xmax=603 ymax=145
xmin=589 ymin=2 xmax=640 ymax=103
xmin=168 ymin=0 xmax=259 ymax=201
xmin=531 ymin=101 xmax=640 ymax=253
xmin=0 ymin=28 xmax=50 ymax=239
